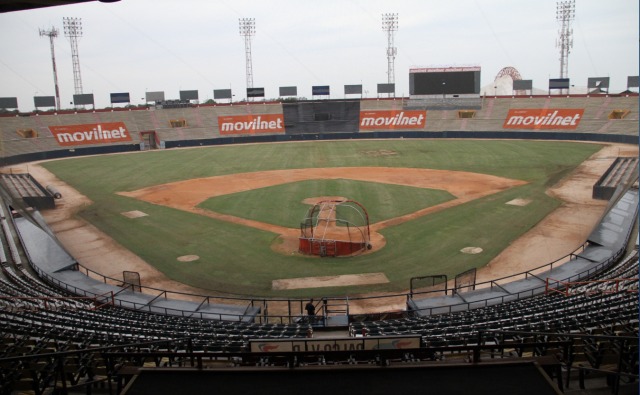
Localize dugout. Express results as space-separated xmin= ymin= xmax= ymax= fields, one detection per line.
xmin=0 ymin=173 xmax=55 ymax=210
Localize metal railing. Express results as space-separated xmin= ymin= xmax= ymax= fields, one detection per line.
xmin=3 ymin=330 xmax=636 ymax=394
xmin=15 ymin=226 xmax=634 ymax=326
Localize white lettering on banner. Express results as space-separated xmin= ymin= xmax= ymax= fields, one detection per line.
xmin=220 ymin=116 xmax=284 ymax=132
xmin=360 ymin=111 xmax=425 ymax=127
xmin=55 ymin=125 xmax=129 ymax=143
xmin=505 ymin=111 xmax=581 ymax=127
xmin=306 ymin=343 xmax=364 ymax=352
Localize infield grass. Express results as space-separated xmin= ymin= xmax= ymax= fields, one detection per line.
xmin=198 ymin=179 xmax=455 ymax=226
xmin=41 ymin=139 xmax=602 ymax=297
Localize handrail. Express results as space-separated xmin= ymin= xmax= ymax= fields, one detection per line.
xmin=545 ymin=277 xmax=639 ymax=296
xmin=139 ymin=290 xmax=168 ymax=310
xmin=23 ymin=240 xmax=634 ymax=322
xmin=489 ymin=280 xmax=511 ymax=294
xmin=0 ymin=337 xmax=190 ymax=363
xmin=408 ymin=245 xmax=633 ymax=316
xmin=0 ymin=330 xmax=636 ymax=394
xmin=194 ymin=295 xmax=210 ymax=312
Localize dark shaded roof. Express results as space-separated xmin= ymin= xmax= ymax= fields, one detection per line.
xmin=0 ymin=0 xmax=119 ymax=13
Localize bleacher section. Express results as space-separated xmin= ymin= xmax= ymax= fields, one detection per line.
xmin=11 ymin=211 xmax=262 ymax=322
xmin=154 ymin=99 xmax=192 ymax=109
xmin=0 ymin=95 xmax=637 ymax=161
xmin=406 ymin=189 xmax=638 ymax=315
xmin=0 ymin=212 xmax=636 ymax=393
xmin=352 ymin=253 xmax=638 ymax=342
xmin=405 ymin=96 xmax=483 ymax=110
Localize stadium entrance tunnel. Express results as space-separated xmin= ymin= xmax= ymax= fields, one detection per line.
xmin=298 ymin=199 xmax=372 ymax=257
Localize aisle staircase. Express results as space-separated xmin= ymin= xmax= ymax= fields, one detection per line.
xmin=323 ymin=297 xmax=350 ymax=327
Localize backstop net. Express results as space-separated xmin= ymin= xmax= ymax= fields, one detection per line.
xmin=123 ymin=271 xmax=142 ymax=292
xmin=453 ymin=268 xmax=477 ymax=295
xmin=409 ymin=274 xmax=448 ymax=297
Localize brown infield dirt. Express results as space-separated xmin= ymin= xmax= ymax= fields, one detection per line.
xmin=118 ymin=166 xmax=528 ymax=258
xmin=11 ymin=143 xmax=638 ymax=313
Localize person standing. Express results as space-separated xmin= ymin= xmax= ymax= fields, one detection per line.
xmin=305 ymin=299 xmax=315 ymax=317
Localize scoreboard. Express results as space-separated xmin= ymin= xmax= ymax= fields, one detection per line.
xmin=409 ymin=66 xmax=481 ymax=95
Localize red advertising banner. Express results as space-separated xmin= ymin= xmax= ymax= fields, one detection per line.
xmin=503 ymin=109 xmax=584 ymax=129
xmin=218 ymin=114 xmax=285 ymax=135
xmin=49 ymin=122 xmax=133 ymax=146
xmin=359 ymin=110 xmax=426 ymax=131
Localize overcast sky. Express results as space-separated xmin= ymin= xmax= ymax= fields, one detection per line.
xmin=0 ymin=0 xmax=638 ymax=110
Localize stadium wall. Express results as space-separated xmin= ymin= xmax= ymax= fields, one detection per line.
xmin=0 ymin=95 xmax=636 ymax=166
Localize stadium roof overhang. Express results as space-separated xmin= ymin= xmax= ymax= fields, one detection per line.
xmin=0 ymin=0 xmax=120 ymax=13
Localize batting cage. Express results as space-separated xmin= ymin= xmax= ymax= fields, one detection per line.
xmin=299 ymin=200 xmax=371 ymax=257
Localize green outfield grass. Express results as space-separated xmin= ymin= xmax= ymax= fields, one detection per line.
xmin=41 ymin=139 xmax=602 ymax=297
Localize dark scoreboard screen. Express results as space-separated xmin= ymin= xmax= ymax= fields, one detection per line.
xmin=409 ymin=67 xmax=481 ymax=95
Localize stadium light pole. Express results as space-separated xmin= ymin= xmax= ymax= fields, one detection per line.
xmin=239 ymin=18 xmax=256 ymax=99
xmin=63 ymin=17 xmax=84 ymax=99
xmin=556 ymin=0 xmax=575 ymax=94
xmin=382 ymin=13 xmax=398 ymax=97
xmin=39 ymin=26 xmax=61 ymax=111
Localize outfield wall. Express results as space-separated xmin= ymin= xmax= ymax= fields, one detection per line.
xmin=0 ymin=95 xmax=637 ymax=166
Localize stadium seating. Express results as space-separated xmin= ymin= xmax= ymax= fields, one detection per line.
xmin=0 ymin=179 xmax=636 ymax=393
xmin=0 ymin=96 xmax=637 ymax=394
xmin=1 ymin=96 xmax=637 ymax=160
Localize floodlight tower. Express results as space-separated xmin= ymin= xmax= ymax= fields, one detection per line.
xmin=63 ymin=17 xmax=84 ymax=96
xmin=39 ymin=27 xmax=61 ymax=111
xmin=382 ymin=13 xmax=398 ymax=90
xmin=555 ymin=0 xmax=575 ymax=81
xmin=239 ymin=18 xmax=256 ymax=94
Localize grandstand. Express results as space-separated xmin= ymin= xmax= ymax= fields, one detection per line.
xmin=0 ymin=94 xmax=636 ymax=165
xmin=0 ymin=91 xmax=637 ymax=394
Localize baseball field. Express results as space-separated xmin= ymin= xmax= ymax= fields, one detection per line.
xmin=39 ymin=139 xmax=603 ymax=298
